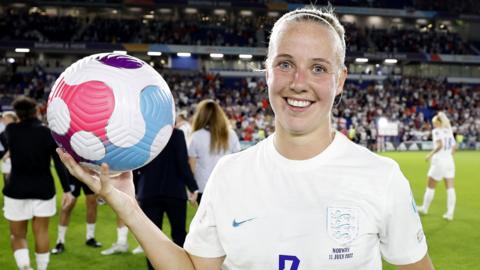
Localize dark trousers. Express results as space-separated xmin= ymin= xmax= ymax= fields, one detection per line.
xmin=139 ymin=197 xmax=187 ymax=270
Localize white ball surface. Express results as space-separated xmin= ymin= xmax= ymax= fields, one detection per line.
xmin=47 ymin=98 xmax=70 ymax=135
xmin=71 ymin=131 xmax=106 ymax=161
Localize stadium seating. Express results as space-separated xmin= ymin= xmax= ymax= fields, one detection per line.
xmin=0 ymin=9 xmax=477 ymax=55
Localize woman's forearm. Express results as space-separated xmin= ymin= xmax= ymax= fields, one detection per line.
xmin=125 ymin=201 xmax=197 ymax=270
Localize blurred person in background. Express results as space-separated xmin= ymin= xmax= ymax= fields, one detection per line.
xmin=188 ymin=99 xmax=241 ymax=203
xmin=2 ymin=96 xmax=73 ymax=270
xmin=51 ymin=172 xmax=102 ymax=255
xmin=418 ymin=112 xmax=457 ymax=220
xmin=135 ymin=128 xmax=199 ymax=269
xmin=99 ymin=217 xmax=130 ymax=255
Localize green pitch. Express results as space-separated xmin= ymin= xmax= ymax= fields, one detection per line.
xmin=0 ymin=151 xmax=478 ymax=269
xmin=381 ymin=151 xmax=480 ymax=270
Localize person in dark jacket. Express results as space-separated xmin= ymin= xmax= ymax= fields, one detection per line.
xmin=2 ymin=96 xmax=73 ymax=270
xmin=135 ymin=128 xmax=198 ymax=270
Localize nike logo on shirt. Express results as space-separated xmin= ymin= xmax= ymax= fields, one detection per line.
xmin=232 ymin=217 xmax=256 ymax=227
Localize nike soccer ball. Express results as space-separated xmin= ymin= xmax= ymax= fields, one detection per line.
xmin=47 ymin=53 xmax=174 ymax=173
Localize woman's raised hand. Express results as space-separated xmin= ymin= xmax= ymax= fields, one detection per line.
xmin=56 ymin=148 xmax=137 ymax=219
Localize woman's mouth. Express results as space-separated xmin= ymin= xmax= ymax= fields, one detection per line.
xmin=285 ymin=98 xmax=312 ymax=108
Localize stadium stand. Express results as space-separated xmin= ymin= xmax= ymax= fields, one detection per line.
xmin=0 ymin=8 xmax=476 ymax=54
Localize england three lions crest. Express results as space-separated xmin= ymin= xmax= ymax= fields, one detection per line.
xmin=327 ymin=207 xmax=359 ymax=245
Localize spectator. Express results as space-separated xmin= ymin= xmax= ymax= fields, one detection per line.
xmin=188 ymin=99 xmax=241 ymax=203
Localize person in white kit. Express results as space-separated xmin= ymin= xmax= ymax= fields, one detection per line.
xmin=56 ymin=6 xmax=434 ymax=270
xmin=417 ymin=112 xmax=456 ymax=220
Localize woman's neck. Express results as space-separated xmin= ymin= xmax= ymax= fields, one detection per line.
xmin=273 ymin=125 xmax=335 ymax=160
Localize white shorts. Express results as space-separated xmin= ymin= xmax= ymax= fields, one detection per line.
xmin=428 ymin=158 xmax=455 ymax=181
xmin=3 ymin=196 xmax=56 ymax=221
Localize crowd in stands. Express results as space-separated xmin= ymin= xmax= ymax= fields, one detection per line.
xmin=414 ymin=0 xmax=480 ymax=15
xmin=166 ymin=71 xmax=274 ymax=144
xmin=283 ymin=0 xmax=480 ymax=15
xmin=0 ymin=9 xmax=274 ymax=47
xmin=0 ymin=64 xmax=55 ymax=104
xmin=0 ymin=9 xmax=476 ymax=55
xmin=335 ymin=78 xmax=479 ymax=150
xmin=79 ymin=15 xmax=272 ymax=47
xmin=368 ymin=27 xmax=472 ymax=55
xmin=0 ymin=11 xmax=83 ymax=42
xmin=2 ymin=64 xmax=477 ymax=150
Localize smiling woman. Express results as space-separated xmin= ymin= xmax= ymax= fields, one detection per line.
xmin=57 ymin=6 xmax=435 ymax=270
xmin=266 ymin=20 xmax=347 ymax=158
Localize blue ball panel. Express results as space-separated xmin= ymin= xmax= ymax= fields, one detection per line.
xmin=97 ymin=85 xmax=173 ymax=171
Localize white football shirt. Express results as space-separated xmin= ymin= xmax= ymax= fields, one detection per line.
xmin=184 ymin=132 xmax=427 ymax=270
xmin=431 ymin=127 xmax=455 ymax=161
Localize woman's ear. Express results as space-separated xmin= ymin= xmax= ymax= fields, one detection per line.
xmin=336 ymin=66 xmax=348 ymax=96
xmin=265 ymin=62 xmax=270 ymax=83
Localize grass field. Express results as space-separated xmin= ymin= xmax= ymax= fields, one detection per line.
xmin=0 ymin=151 xmax=479 ymax=269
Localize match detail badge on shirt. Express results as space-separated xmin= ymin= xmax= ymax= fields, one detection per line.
xmin=327 ymin=207 xmax=359 ymax=245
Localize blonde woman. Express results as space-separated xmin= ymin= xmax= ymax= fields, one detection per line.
xmin=418 ymin=112 xmax=457 ymax=220
xmin=188 ymin=99 xmax=241 ymax=203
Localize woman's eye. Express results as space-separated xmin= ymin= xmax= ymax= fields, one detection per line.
xmin=313 ymin=65 xmax=327 ymax=73
xmin=278 ymin=61 xmax=291 ymax=70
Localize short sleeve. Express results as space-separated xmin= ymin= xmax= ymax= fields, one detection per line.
xmin=229 ymin=130 xmax=241 ymax=153
xmin=379 ymin=164 xmax=428 ymax=265
xmin=184 ymin=166 xmax=225 ymax=258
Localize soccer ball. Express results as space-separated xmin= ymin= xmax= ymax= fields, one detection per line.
xmin=47 ymin=53 xmax=175 ymax=173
